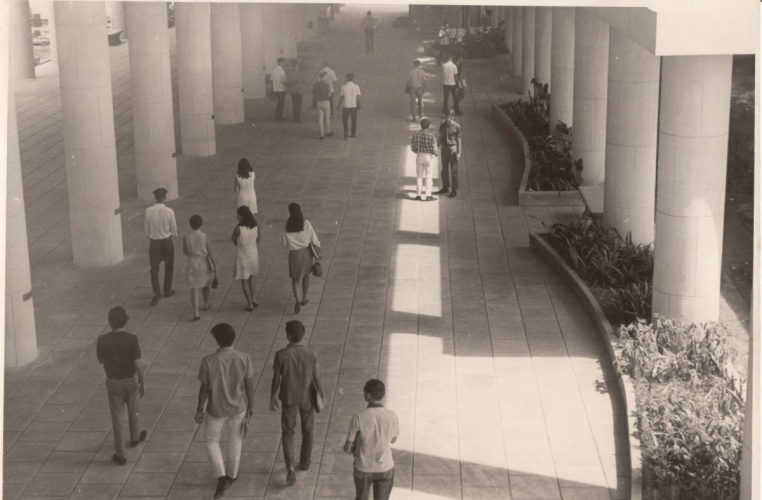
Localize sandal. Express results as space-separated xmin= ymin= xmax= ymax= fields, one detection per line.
xmin=245 ymin=305 xmax=254 ymax=312
xmin=193 ymin=315 xmax=201 ymax=321
xmin=294 ymin=301 xmax=301 ymax=314
xmin=201 ymin=304 xmax=211 ymax=311
xmin=301 ymin=299 xmax=309 ymax=306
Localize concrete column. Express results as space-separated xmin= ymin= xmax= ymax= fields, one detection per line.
xmin=534 ymin=7 xmax=552 ymax=89
xmin=241 ymin=4 xmax=266 ymax=99
xmin=175 ymin=2 xmax=216 ymax=157
xmin=490 ymin=6 xmax=499 ymax=27
xmin=106 ymin=1 xmax=127 ymax=38
xmin=5 ymin=79 xmax=39 ymax=368
xmin=511 ymin=7 xmax=522 ymax=81
xmin=211 ymin=3 xmax=244 ymax=125
xmin=572 ymin=9 xmax=609 ymax=186
xmin=11 ymin=0 xmax=35 ymax=79
xmin=652 ymin=55 xmax=733 ymax=323
xmin=55 ymin=1 xmax=123 ymax=267
xmin=127 ymin=2 xmax=178 ymax=202
xmin=741 ymin=295 xmax=760 ymax=500
xmin=262 ymin=4 xmax=282 ymax=73
xmin=521 ymin=7 xmax=535 ymax=97
xmin=602 ymin=30 xmax=659 ymax=245
xmin=280 ymin=4 xmax=297 ymax=58
xmin=504 ymin=7 xmax=513 ymax=53
xmin=550 ymin=7 xmax=574 ymax=131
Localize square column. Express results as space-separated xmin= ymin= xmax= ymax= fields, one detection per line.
xmin=653 ymin=55 xmax=733 ymax=323
xmin=521 ymin=7 xmax=535 ymax=97
xmin=127 ymin=1 xmax=178 ymax=201
xmin=280 ymin=4 xmax=298 ymax=58
xmin=550 ymin=7 xmax=574 ymax=131
xmin=55 ymin=1 xmax=124 ymax=267
xmin=11 ymin=0 xmax=35 ymax=79
xmin=511 ymin=8 xmax=522 ymax=85
xmin=176 ymin=2 xmax=216 ymax=157
xmin=534 ymin=7 xmax=552 ymax=89
xmin=241 ymin=4 xmax=266 ymax=99
xmin=572 ymin=9 xmax=609 ymax=186
xmin=503 ymin=7 xmax=513 ymax=53
xmin=602 ymin=29 xmax=660 ymax=245
xmin=262 ymin=4 xmax=282 ymax=73
xmin=211 ymin=3 xmax=244 ymax=125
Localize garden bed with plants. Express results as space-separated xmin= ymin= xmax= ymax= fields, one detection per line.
xmin=431 ymin=26 xmax=509 ymax=59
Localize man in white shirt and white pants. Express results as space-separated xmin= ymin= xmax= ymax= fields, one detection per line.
xmin=272 ymin=58 xmax=287 ymax=120
xmin=145 ymin=187 xmax=177 ymax=306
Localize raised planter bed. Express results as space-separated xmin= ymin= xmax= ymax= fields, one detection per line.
xmin=491 ymin=104 xmax=585 ymax=208
xmin=529 ymin=232 xmax=643 ymax=500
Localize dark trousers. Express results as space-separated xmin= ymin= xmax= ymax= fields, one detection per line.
xmin=441 ymin=148 xmax=459 ymax=191
xmin=281 ymin=400 xmax=314 ymax=469
xmin=353 ymin=468 xmax=394 ymax=500
xmin=342 ymin=107 xmax=358 ymax=137
xmin=442 ymin=84 xmax=460 ymax=114
xmin=274 ymin=91 xmax=286 ymax=119
xmin=106 ymin=376 xmax=140 ymax=459
xmin=291 ymin=93 xmax=303 ymax=121
xmin=149 ymin=238 xmax=174 ymax=296
xmin=329 ymin=93 xmax=335 ymax=116
xmin=364 ymin=28 xmax=374 ymax=51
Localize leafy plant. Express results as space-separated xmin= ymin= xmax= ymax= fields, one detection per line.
xmin=435 ymin=26 xmax=509 ymax=59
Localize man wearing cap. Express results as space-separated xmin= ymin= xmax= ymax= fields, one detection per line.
xmin=145 ymin=187 xmax=177 ymax=306
xmin=436 ymin=110 xmax=462 ymax=198
xmin=97 ymin=307 xmax=146 ymax=466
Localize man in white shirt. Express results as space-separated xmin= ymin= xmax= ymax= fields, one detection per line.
xmin=320 ymin=61 xmax=338 ymax=116
xmin=360 ymin=11 xmax=380 ymax=52
xmin=437 ymin=21 xmax=450 ymax=65
xmin=339 ymin=73 xmax=361 ymax=139
xmin=441 ymin=54 xmax=462 ymax=116
xmin=272 ymin=58 xmax=287 ymax=120
xmin=145 ymin=188 xmax=177 ymax=306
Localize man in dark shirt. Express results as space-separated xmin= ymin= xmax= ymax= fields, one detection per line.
xmin=436 ymin=109 xmax=462 ymax=198
xmin=270 ymin=320 xmax=325 ymax=486
xmin=286 ymin=59 xmax=305 ymax=123
xmin=96 ymin=307 xmax=146 ymax=465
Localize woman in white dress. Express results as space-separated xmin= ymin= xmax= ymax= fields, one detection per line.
xmin=234 ymin=158 xmax=258 ymax=215
xmin=183 ymin=215 xmax=216 ymax=320
xmin=232 ymin=206 xmax=260 ymax=311
xmin=283 ymin=203 xmax=320 ymax=314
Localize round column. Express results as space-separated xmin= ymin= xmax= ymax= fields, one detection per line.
xmin=127 ymin=2 xmax=178 ymax=202
xmin=11 ymin=0 xmax=35 ymax=79
xmin=534 ymin=7 xmax=552 ymax=89
xmin=550 ymin=7 xmax=575 ymax=131
xmin=511 ymin=8 xmax=522 ymax=83
xmin=490 ymin=6 xmax=499 ymax=27
xmin=572 ymin=9 xmax=609 ymax=186
xmin=211 ymin=3 xmax=244 ymax=125
xmin=175 ymin=2 xmax=216 ymax=157
xmin=262 ymin=4 xmax=282 ymax=73
xmin=106 ymin=1 xmax=127 ymax=39
xmin=241 ymin=4 xmax=266 ymax=99
xmin=5 ymin=82 xmax=38 ymax=368
xmin=503 ymin=7 xmax=513 ymax=54
xmin=280 ymin=4 xmax=298 ymax=58
xmin=652 ymin=55 xmax=733 ymax=323
xmin=521 ymin=7 xmax=535 ymax=97
xmin=602 ymin=30 xmax=660 ymax=245
xmin=55 ymin=1 xmax=123 ymax=267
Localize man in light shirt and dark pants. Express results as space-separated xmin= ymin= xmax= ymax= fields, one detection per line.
xmin=272 ymin=57 xmax=287 ymax=120
xmin=145 ymin=187 xmax=177 ymax=306
xmin=339 ymin=72 xmax=362 ymax=139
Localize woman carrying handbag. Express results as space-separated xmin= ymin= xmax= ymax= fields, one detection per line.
xmin=283 ymin=203 xmax=321 ymax=314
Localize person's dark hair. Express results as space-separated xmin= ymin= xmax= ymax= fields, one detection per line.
xmin=211 ymin=323 xmax=236 ymax=347
xmin=237 ymin=158 xmax=253 ymax=179
xmin=319 ymin=70 xmax=327 ymax=79
xmin=285 ymin=320 xmax=306 ymax=343
xmin=277 ymin=57 xmax=285 ymax=65
xmin=345 ymin=73 xmax=354 ymax=82
xmin=366 ymin=10 xmax=372 ymax=16
xmin=237 ymin=206 xmax=257 ymax=229
xmin=364 ymin=379 xmax=386 ymax=401
xmin=420 ymin=118 xmax=431 ymax=129
xmin=108 ymin=306 xmax=128 ymax=329
xmin=413 ymin=60 xmax=421 ymax=67
xmin=189 ymin=214 xmax=203 ymax=230
xmin=285 ymin=203 xmax=305 ymax=233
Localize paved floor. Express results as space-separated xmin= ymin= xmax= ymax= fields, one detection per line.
xmin=5 ymin=4 xmax=630 ymax=499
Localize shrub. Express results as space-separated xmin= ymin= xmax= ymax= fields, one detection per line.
xmin=433 ymin=26 xmax=508 ymax=59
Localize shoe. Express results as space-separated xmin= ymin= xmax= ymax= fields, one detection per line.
xmin=414 ymin=195 xmax=421 ymax=201
xmin=164 ymin=290 xmax=176 ymax=298
xmin=128 ymin=430 xmax=147 ymax=448
xmin=226 ymin=476 xmax=238 ymax=487
xmin=294 ymin=301 xmax=301 ymax=314
xmin=112 ymin=454 xmax=127 ymax=466
xmin=327 ymin=132 xmax=333 ymax=137
xmin=201 ymin=304 xmax=212 ymax=311
xmin=448 ymin=191 xmax=457 ymax=198
xmin=214 ymin=476 xmax=229 ymax=499
xmin=435 ymin=188 xmax=449 ymax=194
xmin=245 ymin=305 xmax=254 ymax=312
xmin=286 ymin=468 xmax=296 ymax=486
xmin=150 ymin=294 xmax=161 ymax=307
xmin=193 ymin=315 xmax=200 ymax=321
xmin=319 ymin=136 xmax=325 ymax=140
xmin=301 ymin=299 xmax=309 ymax=306
xmin=251 ymin=301 xmax=259 ymax=308
xmin=350 ymin=134 xmax=355 ymax=138
xmin=298 ymin=463 xmax=310 ymax=471
xmin=422 ymin=196 xmax=436 ymax=201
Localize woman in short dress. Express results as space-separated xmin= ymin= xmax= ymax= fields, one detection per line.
xmin=283 ymin=203 xmax=320 ymax=314
xmin=183 ymin=214 xmax=216 ymax=320
xmin=234 ymin=158 xmax=258 ymax=215
xmin=232 ymin=206 xmax=260 ymax=311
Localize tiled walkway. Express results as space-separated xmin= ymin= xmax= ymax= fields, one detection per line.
xmin=5 ymin=4 xmax=629 ymax=499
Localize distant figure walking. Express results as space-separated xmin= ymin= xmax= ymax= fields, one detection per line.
xmin=183 ymin=215 xmax=216 ymax=320
xmin=441 ymin=54 xmax=462 ymax=116
xmin=283 ymin=203 xmax=320 ymax=314
xmin=361 ymin=11 xmax=380 ymax=52
xmin=272 ymin=57 xmax=287 ymax=120
xmin=232 ymin=206 xmax=260 ymax=311
xmin=437 ymin=21 xmax=450 ymax=65
xmin=234 ymin=158 xmax=258 ymax=215
xmin=313 ymin=71 xmax=333 ymax=139
xmin=145 ymin=187 xmax=177 ymax=306
xmin=407 ymin=59 xmax=426 ymax=121
xmin=339 ymin=73 xmax=362 ymax=139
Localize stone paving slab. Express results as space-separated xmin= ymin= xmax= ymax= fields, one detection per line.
xmin=6 ymin=4 xmax=629 ymax=499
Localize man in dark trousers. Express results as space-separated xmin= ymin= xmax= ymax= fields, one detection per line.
xmin=270 ymin=320 xmax=326 ymax=486
xmin=286 ymin=59 xmax=305 ymax=123
xmin=145 ymin=187 xmax=177 ymax=306
xmin=96 ymin=307 xmax=146 ymax=466
xmin=436 ymin=109 xmax=462 ymax=198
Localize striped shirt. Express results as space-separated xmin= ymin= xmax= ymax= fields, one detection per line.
xmin=410 ymin=130 xmax=439 ymax=156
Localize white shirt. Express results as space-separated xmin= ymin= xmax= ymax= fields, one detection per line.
xmin=442 ymin=61 xmax=458 ymax=86
xmin=145 ymin=203 xmax=177 ymax=240
xmin=272 ymin=65 xmax=287 ymax=92
xmin=340 ymin=82 xmax=362 ymax=108
xmin=346 ymin=405 xmax=399 ymax=473
xmin=282 ymin=220 xmax=320 ymax=250
xmin=321 ymin=66 xmax=338 ymax=93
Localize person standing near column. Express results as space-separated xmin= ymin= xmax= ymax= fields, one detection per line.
xmin=339 ymin=73 xmax=361 ymax=139
xmin=195 ymin=323 xmax=255 ymax=499
xmin=320 ymin=61 xmax=338 ymax=117
xmin=410 ymin=118 xmax=439 ymax=201
xmin=313 ymin=71 xmax=333 ymax=139
xmin=145 ymin=187 xmax=177 ymax=306
xmin=270 ymin=320 xmax=326 ymax=486
xmin=407 ymin=59 xmax=426 ymax=121
xmin=272 ymin=57 xmax=287 ymax=120
xmin=441 ymin=54 xmax=462 ymax=116
xmin=437 ymin=21 xmax=450 ymax=65
xmin=97 ymin=307 xmax=147 ymax=466
xmin=436 ymin=110 xmax=462 ymax=198
xmin=361 ymin=11 xmax=380 ymax=52
xmin=286 ymin=59 xmax=305 ymax=123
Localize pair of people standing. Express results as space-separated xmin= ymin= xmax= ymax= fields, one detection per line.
xmin=411 ymin=111 xmax=462 ymax=200
xmin=271 ymin=58 xmax=305 ymax=122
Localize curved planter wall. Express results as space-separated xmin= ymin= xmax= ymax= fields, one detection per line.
xmin=491 ymin=103 xmax=585 ymax=208
xmin=529 ymin=232 xmax=643 ymax=500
